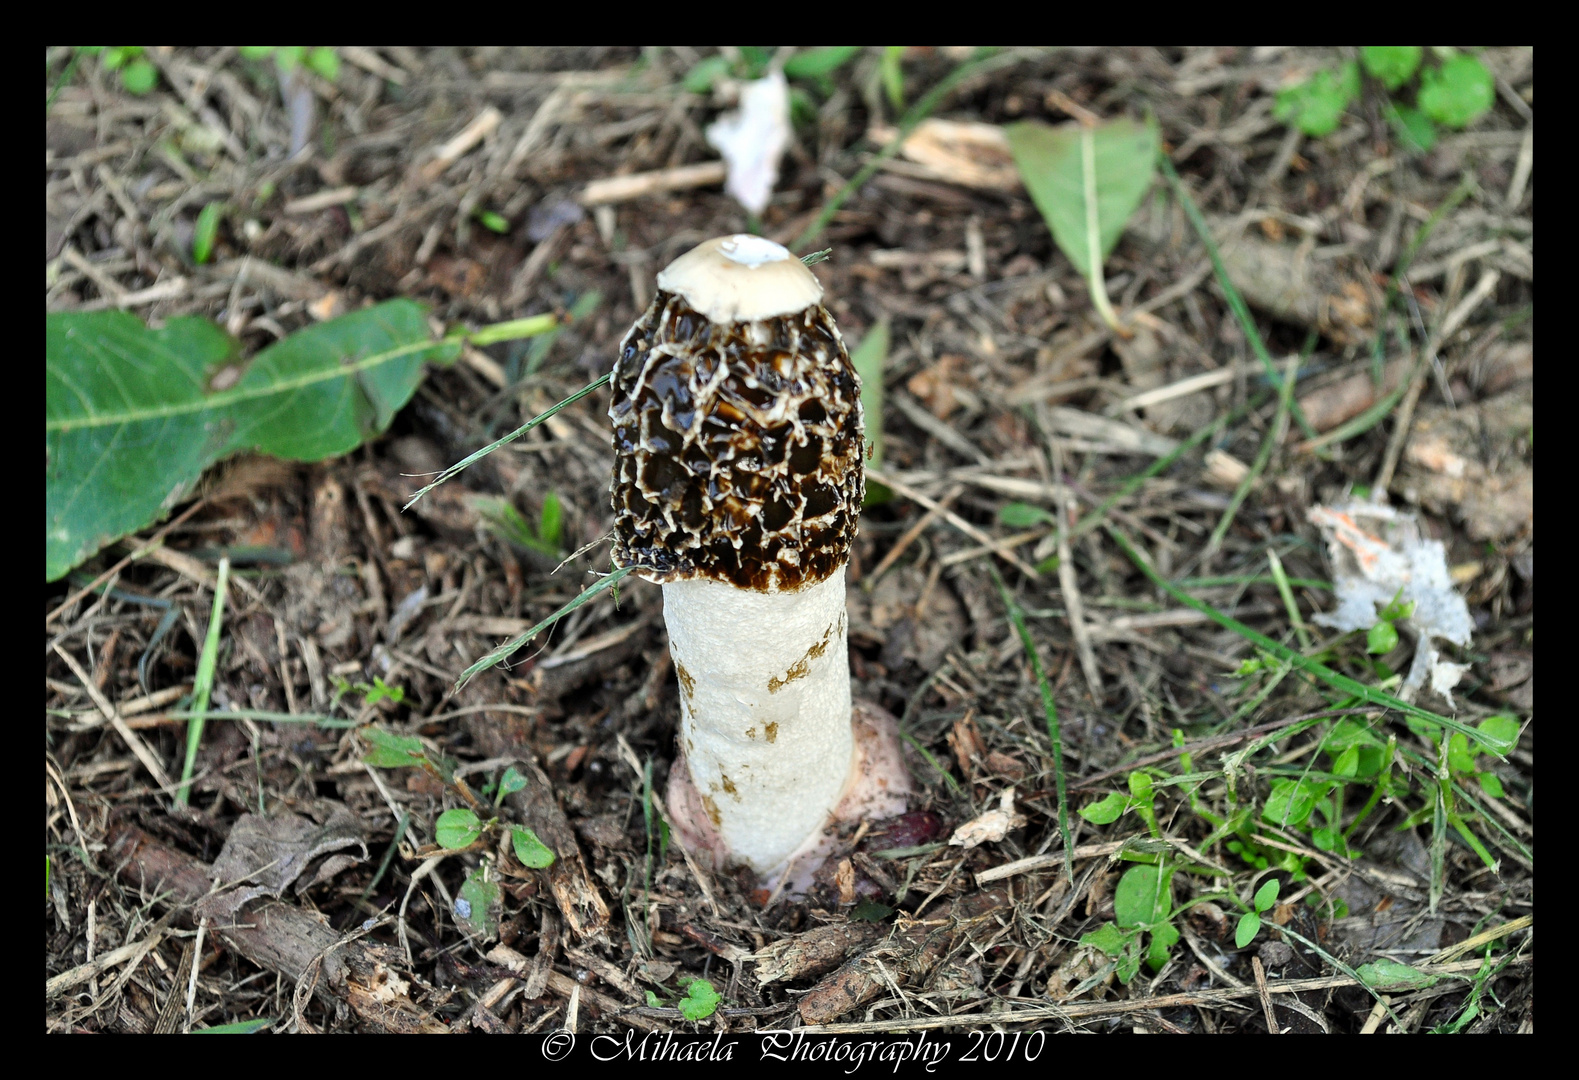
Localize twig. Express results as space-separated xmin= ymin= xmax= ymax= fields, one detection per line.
xmin=1252 ymin=955 xmax=1280 ymax=1033
xmin=870 ymin=468 xmax=1040 ymax=579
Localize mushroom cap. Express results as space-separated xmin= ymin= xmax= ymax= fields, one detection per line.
xmin=656 ymin=235 xmax=823 ymax=324
xmin=608 ymin=278 xmax=863 ymax=592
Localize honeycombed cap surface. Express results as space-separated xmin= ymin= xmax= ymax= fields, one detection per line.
xmin=609 ymin=288 xmax=864 ymax=592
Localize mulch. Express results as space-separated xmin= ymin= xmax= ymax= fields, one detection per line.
xmin=46 ymin=46 xmax=1532 ymax=1034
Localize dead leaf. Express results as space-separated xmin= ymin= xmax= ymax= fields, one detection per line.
xmin=197 ymin=802 xmax=367 ymax=922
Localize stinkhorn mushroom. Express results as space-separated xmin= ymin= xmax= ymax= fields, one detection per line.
xmin=609 ymin=234 xmax=911 ymax=890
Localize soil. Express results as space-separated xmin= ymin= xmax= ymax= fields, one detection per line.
xmin=46 ymin=46 xmax=1532 ymax=1034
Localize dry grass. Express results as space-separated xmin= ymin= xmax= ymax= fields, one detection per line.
xmin=46 ymin=46 xmax=1532 ymax=1034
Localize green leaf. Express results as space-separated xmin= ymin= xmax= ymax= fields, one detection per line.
xmin=1366 ymin=619 xmax=1399 ymax=655
xmin=1263 ymin=778 xmax=1321 ymax=828
xmin=511 ymin=826 xmax=556 ymax=868
xmin=237 ymin=46 xmax=276 ymax=61
xmin=435 ymin=808 xmax=483 ymax=850
xmin=880 ymin=46 xmax=905 ymax=109
xmin=1447 ymin=732 xmax=1476 ymax=775
xmin=1386 ymin=101 xmax=1437 ymax=152
xmin=1115 ymin=950 xmax=1142 ymax=985
xmin=192 ymin=202 xmax=223 ymax=265
xmin=848 ymin=899 xmax=893 ymax=922
xmin=191 ymin=1017 xmax=275 ymax=1033
xmin=850 ymin=318 xmax=888 ymax=468
xmin=455 ymin=863 xmax=500 ymax=939
xmin=1356 ymin=958 xmax=1440 ymax=990
xmin=1005 ymin=116 xmax=1160 ymax=279
xmin=1273 ymin=62 xmax=1360 ymax=137
xmin=998 ymin=501 xmax=1056 ymax=529
xmin=1078 ymin=791 xmax=1128 ymax=825
xmin=1235 ymin=911 xmax=1262 ymax=949
xmin=1079 ymin=922 xmax=1130 ymax=957
xmin=100 ymin=47 xmax=132 ymax=71
xmin=305 ymin=47 xmax=340 ymax=82
xmin=1322 ymin=718 xmax=1384 ymax=752
xmin=362 ymin=727 xmax=425 ymax=768
xmin=1331 ymin=746 xmax=1360 ymax=778
xmin=645 ymin=990 xmax=661 ymax=1008
xmin=678 ymin=977 xmax=721 ymax=1021
xmin=1113 ymin=864 xmax=1171 ymax=928
xmin=1419 ymin=54 xmax=1495 ymax=129
xmin=1476 ymin=714 xmax=1520 ymax=755
xmin=46 ymin=302 xmax=457 ymax=580
xmin=273 ymin=46 xmax=306 ymax=73
xmin=1361 ymin=46 xmax=1422 ymax=90
xmin=1477 ymin=772 xmax=1505 ymax=799
xmin=1127 ymin=770 xmax=1154 ymax=799
xmin=475 ymin=210 xmax=510 ymax=234
xmin=538 ymin=491 xmax=563 ymax=550
xmin=498 ymin=766 xmax=528 ymax=797
xmin=120 ymin=58 xmax=157 ymax=95
xmin=783 ymin=46 xmax=860 ymax=80
xmin=683 ymin=55 xmax=731 ymax=94
xmin=1146 ymin=921 xmax=1179 ymax=971
xmin=1254 ymin=878 xmax=1281 ymax=912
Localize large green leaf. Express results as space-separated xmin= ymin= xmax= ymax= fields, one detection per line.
xmin=1005 ymin=117 xmax=1159 ymax=278
xmin=46 ymin=300 xmax=457 ymax=580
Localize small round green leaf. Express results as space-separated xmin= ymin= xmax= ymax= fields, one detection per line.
xmin=121 ymin=58 xmax=158 ymax=95
xmin=192 ymin=202 xmax=222 ymax=265
xmin=435 ymin=808 xmax=482 ymax=850
xmin=1477 ymin=772 xmax=1505 ymax=798
xmin=1235 ymin=911 xmax=1262 ymax=949
xmin=1476 ymin=714 xmax=1520 ymax=755
xmin=998 ymin=502 xmax=1056 ymax=529
xmin=1361 ymin=46 xmax=1422 ymax=90
xmin=511 ymin=826 xmax=555 ymax=868
xmin=1078 ymin=791 xmax=1128 ymax=825
xmin=1254 ymin=878 xmax=1280 ymax=912
xmin=1419 ymin=54 xmax=1495 ymax=129
xmin=1113 ymin=865 xmax=1171 ymax=928
xmin=306 ymin=47 xmax=340 ymax=82
xmin=1263 ymin=778 xmax=1320 ymax=828
xmin=1329 ymin=746 xmax=1359 ymax=780
xmin=1079 ymin=922 xmax=1130 ymax=956
xmin=1367 ymin=619 xmax=1399 ymax=655
xmin=498 ymin=766 xmax=528 ymax=797
xmin=362 ymin=728 xmax=425 ymax=768
xmin=678 ymin=977 xmax=721 ymax=1021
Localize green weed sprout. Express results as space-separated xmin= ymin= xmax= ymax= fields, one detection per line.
xmin=1275 ymin=47 xmax=1497 ymax=151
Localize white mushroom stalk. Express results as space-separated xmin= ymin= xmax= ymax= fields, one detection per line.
xmin=609 ymin=235 xmax=910 ymax=885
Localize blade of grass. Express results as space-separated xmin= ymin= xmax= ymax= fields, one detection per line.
xmin=1205 ymin=355 xmax=1297 ymax=558
xmin=1265 ymin=547 xmax=1311 ymax=651
xmin=1296 ymin=378 xmax=1410 ymax=454
xmin=178 ymin=557 xmax=230 ymax=805
xmin=463 ymin=313 xmax=558 ymax=348
xmin=456 ymin=565 xmax=633 ymax=689
xmin=793 ymin=48 xmax=1030 ymax=251
xmin=1081 ymin=123 xmax=1125 ymax=335
xmin=404 ymin=373 xmax=610 ymax=509
xmin=991 ymin=566 xmax=1072 ymax=884
xmin=1179 ymin=575 xmax=1332 ymax=591
xmin=1105 ymin=524 xmax=1503 ymax=752
xmin=1158 ymin=155 xmax=1317 ymax=440
xmin=358 ymin=810 xmax=411 ymax=905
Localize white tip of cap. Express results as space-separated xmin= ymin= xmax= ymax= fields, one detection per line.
xmin=656 ymin=234 xmax=823 ymax=323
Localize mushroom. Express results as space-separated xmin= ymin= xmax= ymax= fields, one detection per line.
xmin=609 ymin=235 xmax=911 ymax=890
